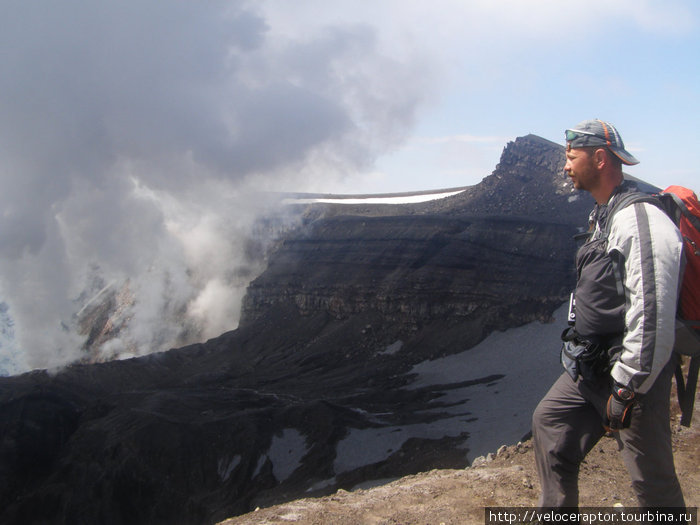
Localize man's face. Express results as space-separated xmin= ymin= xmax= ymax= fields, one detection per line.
xmin=564 ymin=147 xmax=599 ymax=192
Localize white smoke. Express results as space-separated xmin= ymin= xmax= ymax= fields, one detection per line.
xmin=0 ymin=1 xmax=432 ymax=373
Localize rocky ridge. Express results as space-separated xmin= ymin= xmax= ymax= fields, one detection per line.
xmin=0 ymin=135 xmax=627 ymax=525
xmin=241 ymin=135 xmax=591 ymax=332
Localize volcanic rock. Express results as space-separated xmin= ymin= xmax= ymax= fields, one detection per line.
xmin=0 ymin=135 xmax=598 ymax=524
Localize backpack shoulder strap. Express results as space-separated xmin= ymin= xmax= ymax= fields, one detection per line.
xmin=608 ymin=191 xmax=661 ymax=219
xmin=600 ymin=191 xmax=662 ymax=239
xmin=675 ymin=355 xmax=699 ymax=427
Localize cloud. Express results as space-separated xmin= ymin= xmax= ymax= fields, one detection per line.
xmin=623 ymin=0 xmax=697 ymax=35
xmin=415 ymin=135 xmax=510 ymax=145
xmin=0 ymin=1 xmax=433 ymax=372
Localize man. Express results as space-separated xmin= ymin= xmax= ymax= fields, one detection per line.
xmin=532 ymin=119 xmax=686 ymax=509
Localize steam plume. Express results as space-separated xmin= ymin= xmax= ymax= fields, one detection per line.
xmin=0 ymin=1 xmax=430 ymax=373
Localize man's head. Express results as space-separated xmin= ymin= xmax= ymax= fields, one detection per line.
xmin=564 ymin=119 xmax=638 ymax=203
xmin=565 ymin=119 xmax=639 ymax=166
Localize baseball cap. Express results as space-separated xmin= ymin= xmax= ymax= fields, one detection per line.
xmin=565 ymin=119 xmax=639 ymax=165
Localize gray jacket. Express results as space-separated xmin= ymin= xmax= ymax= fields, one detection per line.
xmin=574 ymin=182 xmax=683 ymax=394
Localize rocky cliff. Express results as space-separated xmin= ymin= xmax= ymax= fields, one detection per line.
xmin=242 ymin=135 xmax=590 ymax=331
xmin=0 ymin=135 xmax=597 ymax=525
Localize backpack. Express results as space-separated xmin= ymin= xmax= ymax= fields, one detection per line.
xmin=608 ymin=185 xmax=700 ymax=426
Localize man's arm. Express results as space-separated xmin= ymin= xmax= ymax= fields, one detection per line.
xmin=607 ymin=202 xmax=683 ymax=394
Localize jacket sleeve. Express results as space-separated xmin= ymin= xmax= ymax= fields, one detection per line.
xmin=606 ymin=202 xmax=683 ymax=394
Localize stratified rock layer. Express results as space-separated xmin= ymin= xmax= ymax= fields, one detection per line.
xmin=0 ymin=135 xmax=596 ymax=525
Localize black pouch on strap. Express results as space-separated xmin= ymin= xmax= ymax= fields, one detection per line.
xmin=560 ymin=327 xmax=612 ymax=382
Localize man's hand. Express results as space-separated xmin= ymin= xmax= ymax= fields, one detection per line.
xmin=605 ymin=384 xmax=635 ymax=432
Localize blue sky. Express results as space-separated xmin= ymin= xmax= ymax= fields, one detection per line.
xmin=261 ymin=0 xmax=699 ymax=194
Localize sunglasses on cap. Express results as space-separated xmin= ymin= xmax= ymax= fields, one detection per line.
xmin=565 ymin=129 xmax=601 ymax=143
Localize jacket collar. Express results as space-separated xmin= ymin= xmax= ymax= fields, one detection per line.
xmin=590 ymin=180 xmax=640 ymax=231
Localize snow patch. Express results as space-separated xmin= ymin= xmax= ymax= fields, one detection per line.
xmin=333 ymin=303 xmax=568 ymax=474
xmin=306 ymin=477 xmax=337 ymax=492
xmin=283 ymin=190 xmax=465 ymax=205
xmin=253 ymin=454 xmax=267 ymax=478
xmin=407 ymin=302 xmax=568 ymax=458
xmin=378 ymin=340 xmax=403 ymax=356
xmin=217 ymin=455 xmax=241 ymax=482
xmin=334 ymin=419 xmax=468 ymax=475
xmin=267 ymin=428 xmax=309 ymax=483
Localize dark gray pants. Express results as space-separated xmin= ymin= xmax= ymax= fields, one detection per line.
xmin=532 ymin=356 xmax=685 ymax=508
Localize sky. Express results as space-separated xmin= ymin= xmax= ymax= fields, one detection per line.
xmin=289 ymin=0 xmax=699 ymax=195
xmin=0 ymin=0 xmax=698 ymax=373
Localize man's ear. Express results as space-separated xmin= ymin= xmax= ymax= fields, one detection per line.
xmin=593 ymin=148 xmax=608 ymax=169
